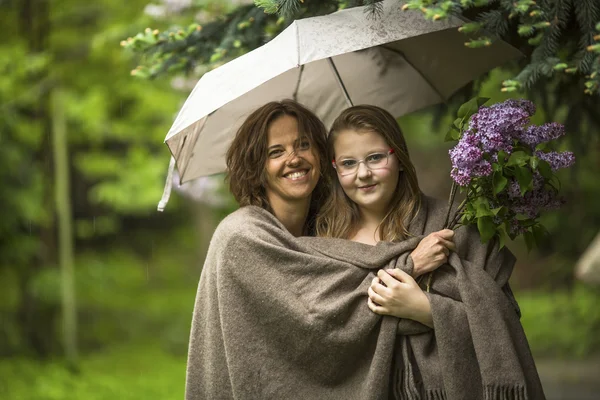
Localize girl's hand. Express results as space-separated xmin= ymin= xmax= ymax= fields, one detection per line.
xmin=409 ymin=229 xmax=455 ymax=277
xmin=367 ymin=268 xmax=433 ymax=328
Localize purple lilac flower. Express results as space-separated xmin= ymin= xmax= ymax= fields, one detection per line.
xmin=509 ymin=184 xmax=564 ymax=219
xmin=518 ymin=123 xmax=565 ymax=148
xmin=534 ymin=150 xmax=575 ymax=171
xmin=507 ymin=174 xmax=544 ymax=199
xmin=469 ymin=101 xmax=531 ymax=152
xmin=449 ymin=133 xmax=482 ymax=169
xmin=500 ymin=99 xmax=536 ymax=116
xmin=449 ymin=133 xmax=493 ymax=186
xmin=508 ymin=218 xmax=527 ymax=236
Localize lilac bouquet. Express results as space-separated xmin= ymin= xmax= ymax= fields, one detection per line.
xmin=443 ymin=97 xmax=575 ymax=250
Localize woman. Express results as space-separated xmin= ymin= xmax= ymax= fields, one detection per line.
xmin=185 ymin=100 xmax=450 ymax=400
xmin=316 ymin=105 xmax=545 ymax=399
xmin=225 ymin=99 xmax=329 ymax=236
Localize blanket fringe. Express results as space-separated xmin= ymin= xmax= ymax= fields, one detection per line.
xmin=424 ymin=388 xmax=447 ymax=400
xmin=484 ymin=384 xmax=527 ymax=400
xmin=393 ymin=337 xmax=423 ymax=400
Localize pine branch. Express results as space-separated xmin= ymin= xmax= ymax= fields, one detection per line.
xmin=254 ymin=0 xmax=280 ymax=14
xmin=364 ymin=1 xmax=384 ymax=19
xmin=478 ymin=9 xmax=510 ymax=37
xmin=574 ymin=0 xmax=600 ymax=31
xmin=277 ymin=0 xmax=302 ymax=19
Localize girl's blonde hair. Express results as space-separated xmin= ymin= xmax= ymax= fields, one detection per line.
xmin=315 ymin=105 xmax=421 ymax=241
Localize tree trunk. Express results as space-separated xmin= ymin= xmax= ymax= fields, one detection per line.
xmin=52 ymin=88 xmax=79 ymax=368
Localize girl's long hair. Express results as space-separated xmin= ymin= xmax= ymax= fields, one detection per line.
xmin=315 ymin=105 xmax=421 ymax=241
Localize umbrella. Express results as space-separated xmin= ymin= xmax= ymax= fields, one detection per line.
xmin=158 ymin=0 xmax=521 ymax=210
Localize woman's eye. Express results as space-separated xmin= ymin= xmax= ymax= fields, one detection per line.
xmin=298 ymin=140 xmax=311 ymax=150
xmin=269 ymin=150 xmax=283 ymax=158
xmin=340 ymin=160 xmax=357 ymax=167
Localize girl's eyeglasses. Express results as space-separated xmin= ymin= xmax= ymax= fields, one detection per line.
xmin=332 ymin=149 xmax=395 ymax=177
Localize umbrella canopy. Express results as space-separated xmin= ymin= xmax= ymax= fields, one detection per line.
xmin=158 ymin=0 xmax=522 ymax=210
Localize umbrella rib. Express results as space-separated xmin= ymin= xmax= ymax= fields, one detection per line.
xmin=327 ymin=57 xmax=354 ymax=107
xmin=180 ymin=115 xmax=208 ymax=182
xmin=380 ymin=45 xmax=446 ymax=103
xmin=292 ymin=64 xmax=305 ymax=102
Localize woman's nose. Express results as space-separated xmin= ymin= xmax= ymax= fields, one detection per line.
xmin=286 ymin=151 xmax=302 ymax=167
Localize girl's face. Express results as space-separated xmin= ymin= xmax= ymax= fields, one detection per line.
xmin=333 ymin=129 xmax=401 ymax=215
xmin=264 ymin=114 xmax=321 ymax=207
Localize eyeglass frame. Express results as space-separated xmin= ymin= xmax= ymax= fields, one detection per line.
xmin=332 ymin=149 xmax=395 ymax=176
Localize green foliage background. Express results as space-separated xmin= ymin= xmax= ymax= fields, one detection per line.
xmin=1 ymin=0 xmax=599 ymax=398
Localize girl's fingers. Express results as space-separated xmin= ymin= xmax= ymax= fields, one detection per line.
xmin=368 ymin=286 xmax=386 ymax=305
xmin=367 ymin=298 xmax=388 ymax=315
xmin=371 ymin=281 xmax=390 ymax=296
xmin=377 ymin=269 xmax=403 ymax=287
xmin=385 ymin=267 xmax=414 ymax=284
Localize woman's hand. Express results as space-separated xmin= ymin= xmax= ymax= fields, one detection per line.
xmin=367 ymin=268 xmax=433 ymax=328
xmin=410 ymin=229 xmax=455 ymax=277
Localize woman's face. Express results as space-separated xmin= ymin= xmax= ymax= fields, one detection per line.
xmin=264 ymin=114 xmax=321 ymax=207
xmin=333 ymin=129 xmax=401 ymax=215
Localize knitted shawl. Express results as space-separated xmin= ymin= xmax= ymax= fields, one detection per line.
xmin=185 ymin=195 xmax=545 ymax=400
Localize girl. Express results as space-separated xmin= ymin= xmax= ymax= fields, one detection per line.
xmin=316 ymin=105 xmax=545 ymax=399
xmin=316 ymin=104 xmax=454 ymax=326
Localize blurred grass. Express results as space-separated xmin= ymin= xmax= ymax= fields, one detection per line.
xmin=517 ymin=285 xmax=600 ymax=359
xmin=0 ymin=343 xmax=186 ymax=400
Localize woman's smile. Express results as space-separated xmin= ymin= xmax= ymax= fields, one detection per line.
xmin=283 ymin=169 xmax=310 ymax=181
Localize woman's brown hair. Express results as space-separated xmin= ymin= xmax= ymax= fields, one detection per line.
xmin=226 ymin=100 xmax=329 ymax=230
xmin=315 ymin=105 xmax=421 ymax=242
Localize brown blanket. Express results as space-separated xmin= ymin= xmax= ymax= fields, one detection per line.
xmin=185 ymin=195 xmax=545 ymax=400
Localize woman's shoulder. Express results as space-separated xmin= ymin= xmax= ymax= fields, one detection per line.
xmin=213 ymin=205 xmax=279 ymax=242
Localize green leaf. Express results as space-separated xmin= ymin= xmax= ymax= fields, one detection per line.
xmin=537 ymin=159 xmax=553 ymax=180
xmin=491 ymin=206 xmax=505 ymax=216
xmin=535 ymin=142 xmax=547 ymax=151
xmin=493 ymin=173 xmax=508 ymax=195
xmin=457 ymin=97 xmax=490 ymax=120
xmin=497 ymin=227 xmax=507 ymax=249
xmin=476 ymin=202 xmax=494 ymax=218
xmin=445 ymin=127 xmax=461 ymax=142
xmin=497 ymin=150 xmax=508 ymax=166
xmin=530 ymin=156 xmax=539 ymax=170
xmin=477 ymin=216 xmax=496 ymax=243
xmin=506 ymin=151 xmax=529 ymax=167
xmin=514 ymin=166 xmax=533 ymax=195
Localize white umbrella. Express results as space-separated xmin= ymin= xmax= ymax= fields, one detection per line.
xmin=158 ymin=0 xmax=521 ymax=210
